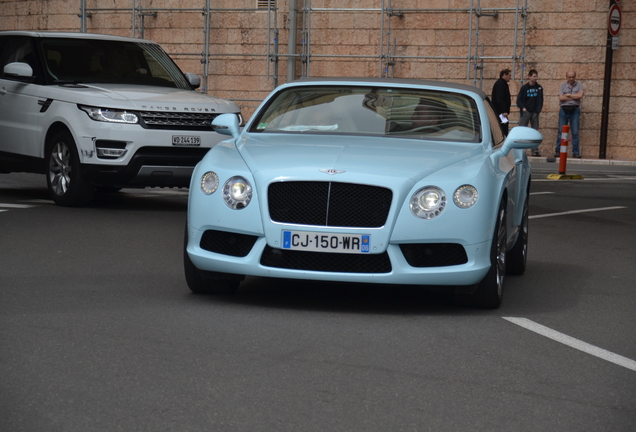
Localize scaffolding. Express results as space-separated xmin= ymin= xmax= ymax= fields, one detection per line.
xmin=301 ymin=0 xmax=529 ymax=86
xmin=78 ymin=0 xmax=529 ymax=95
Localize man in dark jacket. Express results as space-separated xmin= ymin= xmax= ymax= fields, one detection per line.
xmin=491 ymin=69 xmax=511 ymax=135
xmin=516 ymin=69 xmax=543 ymax=156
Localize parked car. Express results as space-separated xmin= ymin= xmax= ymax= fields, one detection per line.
xmin=0 ymin=31 xmax=242 ymax=206
xmin=184 ymin=77 xmax=542 ymax=308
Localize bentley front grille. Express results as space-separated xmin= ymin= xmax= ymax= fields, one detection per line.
xmin=268 ymin=181 xmax=392 ymax=228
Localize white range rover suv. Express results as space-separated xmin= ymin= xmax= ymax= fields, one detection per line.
xmin=0 ymin=31 xmax=242 ymax=206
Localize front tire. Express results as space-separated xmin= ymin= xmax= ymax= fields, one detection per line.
xmin=183 ymin=226 xmax=241 ymax=295
xmin=46 ymin=130 xmax=94 ymax=206
xmin=506 ymin=192 xmax=529 ymax=275
xmin=468 ymin=202 xmax=507 ymax=309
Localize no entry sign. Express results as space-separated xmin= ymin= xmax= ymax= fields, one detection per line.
xmin=608 ymin=4 xmax=622 ymax=37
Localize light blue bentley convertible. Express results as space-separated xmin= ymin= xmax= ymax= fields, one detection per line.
xmin=184 ymin=78 xmax=542 ymax=308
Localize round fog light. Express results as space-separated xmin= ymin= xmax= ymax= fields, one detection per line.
xmin=453 ymin=185 xmax=478 ymax=208
xmin=200 ymin=171 xmax=219 ymax=195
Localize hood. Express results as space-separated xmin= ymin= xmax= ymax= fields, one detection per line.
xmin=44 ymin=83 xmax=240 ymax=113
xmin=237 ymin=133 xmax=484 ymax=183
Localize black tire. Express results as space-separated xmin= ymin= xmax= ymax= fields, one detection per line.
xmin=469 ymin=201 xmax=507 ymax=309
xmin=506 ymin=192 xmax=529 ymax=275
xmin=183 ymin=226 xmax=240 ymax=295
xmin=46 ymin=130 xmax=94 ymax=206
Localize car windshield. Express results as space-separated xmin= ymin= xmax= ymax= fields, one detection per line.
xmin=38 ymin=38 xmax=191 ymax=89
xmin=249 ymin=85 xmax=481 ymax=142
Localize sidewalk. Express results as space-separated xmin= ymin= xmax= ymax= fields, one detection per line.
xmin=528 ymin=155 xmax=636 ymax=177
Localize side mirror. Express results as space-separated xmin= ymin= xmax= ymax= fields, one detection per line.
xmin=212 ymin=113 xmax=241 ymax=139
xmin=499 ymin=126 xmax=543 ymax=156
xmin=185 ymin=72 xmax=200 ymax=89
xmin=4 ymin=62 xmax=34 ymax=79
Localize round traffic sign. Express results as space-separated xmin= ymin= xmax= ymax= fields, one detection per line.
xmin=608 ymin=4 xmax=621 ymax=37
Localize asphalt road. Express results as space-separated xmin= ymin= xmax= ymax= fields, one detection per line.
xmin=1 ymin=164 xmax=635 ymax=432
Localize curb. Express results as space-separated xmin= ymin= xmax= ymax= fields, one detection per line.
xmin=528 ymin=156 xmax=636 ymax=167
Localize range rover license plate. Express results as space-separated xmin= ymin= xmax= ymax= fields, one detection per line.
xmin=172 ymin=135 xmax=201 ymax=146
xmin=282 ymin=230 xmax=370 ymax=254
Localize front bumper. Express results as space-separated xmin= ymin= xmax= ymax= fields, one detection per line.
xmin=187 ymin=225 xmax=492 ymax=287
xmin=82 ymin=146 xmax=210 ymax=188
xmin=64 ymin=109 xmax=232 ymax=188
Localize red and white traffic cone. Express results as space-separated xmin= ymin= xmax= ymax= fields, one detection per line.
xmin=548 ymin=124 xmax=583 ymax=180
xmin=558 ymin=125 xmax=570 ymax=175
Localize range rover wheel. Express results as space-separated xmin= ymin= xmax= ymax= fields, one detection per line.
xmin=183 ymin=226 xmax=241 ymax=295
xmin=46 ymin=130 xmax=94 ymax=206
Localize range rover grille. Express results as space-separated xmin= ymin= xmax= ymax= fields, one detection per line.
xmin=139 ymin=111 xmax=220 ymax=131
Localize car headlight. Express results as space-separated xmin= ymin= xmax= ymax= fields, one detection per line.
xmin=453 ymin=185 xmax=478 ymax=208
xmin=79 ymin=105 xmax=139 ymax=124
xmin=200 ymin=171 xmax=219 ymax=195
xmin=223 ymin=176 xmax=252 ymax=209
xmin=410 ymin=186 xmax=446 ymax=219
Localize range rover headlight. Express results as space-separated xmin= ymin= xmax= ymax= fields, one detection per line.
xmin=200 ymin=171 xmax=219 ymax=195
xmin=79 ymin=105 xmax=139 ymax=124
xmin=453 ymin=185 xmax=478 ymax=208
xmin=223 ymin=176 xmax=252 ymax=209
xmin=410 ymin=186 xmax=446 ymax=219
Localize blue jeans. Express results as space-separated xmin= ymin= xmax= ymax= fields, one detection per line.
xmin=555 ymin=107 xmax=580 ymax=155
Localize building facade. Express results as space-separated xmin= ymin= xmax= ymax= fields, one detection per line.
xmin=1 ymin=0 xmax=634 ymax=160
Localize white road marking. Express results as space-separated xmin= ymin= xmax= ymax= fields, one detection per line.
xmin=529 ymin=206 xmax=626 ymax=219
xmin=0 ymin=203 xmax=35 ymax=208
xmin=575 ymin=177 xmax=636 ymax=181
xmin=530 ymin=191 xmax=554 ymax=195
xmin=607 ymin=176 xmax=636 ymax=180
xmin=503 ymin=317 xmax=636 ymax=372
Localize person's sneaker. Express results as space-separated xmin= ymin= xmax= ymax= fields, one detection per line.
xmin=532 ymin=150 xmax=541 ymax=157
xmin=573 ymin=153 xmax=582 ymax=158
xmin=554 ymin=152 xmax=560 ymax=158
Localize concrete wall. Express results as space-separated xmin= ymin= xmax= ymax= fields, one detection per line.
xmin=1 ymin=0 xmax=634 ymax=160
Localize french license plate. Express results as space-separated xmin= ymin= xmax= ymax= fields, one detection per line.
xmin=172 ymin=135 xmax=201 ymax=146
xmin=282 ymin=230 xmax=370 ymax=254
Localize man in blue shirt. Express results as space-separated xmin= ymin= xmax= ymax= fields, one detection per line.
xmin=555 ymin=71 xmax=584 ymax=158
